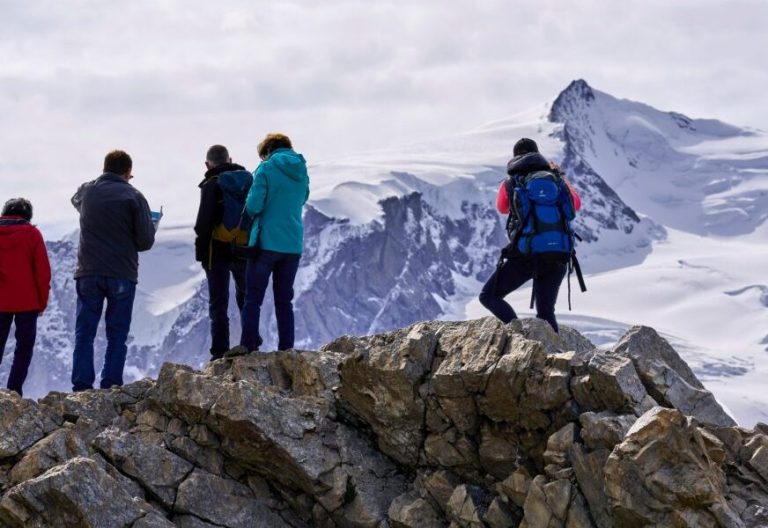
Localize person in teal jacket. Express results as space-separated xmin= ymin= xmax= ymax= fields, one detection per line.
xmin=239 ymin=133 xmax=309 ymax=352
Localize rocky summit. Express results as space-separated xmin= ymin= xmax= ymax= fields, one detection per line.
xmin=1 ymin=318 xmax=767 ymax=528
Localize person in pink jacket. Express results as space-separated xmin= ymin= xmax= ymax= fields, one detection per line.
xmin=479 ymin=138 xmax=582 ymax=333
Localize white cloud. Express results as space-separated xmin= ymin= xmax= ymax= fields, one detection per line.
xmin=1 ymin=0 xmax=766 ymax=227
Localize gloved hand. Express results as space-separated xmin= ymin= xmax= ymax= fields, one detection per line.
xmin=500 ymin=243 xmax=516 ymax=259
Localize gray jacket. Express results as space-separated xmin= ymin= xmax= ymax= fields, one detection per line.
xmin=72 ymin=173 xmax=155 ymax=282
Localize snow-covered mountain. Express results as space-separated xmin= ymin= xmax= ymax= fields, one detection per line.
xmin=3 ymin=80 xmax=767 ymax=426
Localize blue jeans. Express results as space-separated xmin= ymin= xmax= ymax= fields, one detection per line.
xmin=479 ymin=254 xmax=567 ymax=333
xmin=240 ymin=250 xmax=301 ymax=351
xmin=205 ymin=257 xmax=246 ymax=359
xmin=72 ymin=276 xmax=136 ymax=391
xmin=0 ymin=311 xmax=38 ymax=396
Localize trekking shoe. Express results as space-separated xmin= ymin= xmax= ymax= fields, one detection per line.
xmin=223 ymin=345 xmax=251 ymax=359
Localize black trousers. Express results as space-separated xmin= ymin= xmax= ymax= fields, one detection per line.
xmin=205 ymin=257 xmax=246 ymax=359
xmin=0 ymin=311 xmax=38 ymax=396
xmin=479 ymin=254 xmax=567 ymax=333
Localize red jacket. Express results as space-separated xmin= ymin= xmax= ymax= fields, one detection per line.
xmin=496 ymin=177 xmax=582 ymax=214
xmin=0 ymin=216 xmax=51 ymax=313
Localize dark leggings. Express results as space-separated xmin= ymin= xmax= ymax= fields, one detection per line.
xmin=0 ymin=311 xmax=38 ymax=396
xmin=479 ymin=255 xmax=567 ymax=333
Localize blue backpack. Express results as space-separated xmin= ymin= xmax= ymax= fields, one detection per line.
xmin=212 ymin=170 xmax=253 ymax=246
xmin=503 ymin=169 xmax=586 ymax=308
xmin=506 ymin=170 xmax=576 ymax=256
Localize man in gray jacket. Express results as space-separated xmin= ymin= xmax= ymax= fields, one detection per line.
xmin=71 ymin=150 xmax=155 ymax=391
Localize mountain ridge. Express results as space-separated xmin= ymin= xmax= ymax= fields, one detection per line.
xmin=3 ymin=79 xmax=767 ymax=426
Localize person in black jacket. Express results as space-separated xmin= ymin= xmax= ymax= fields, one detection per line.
xmin=71 ymin=150 xmax=156 ymax=391
xmin=194 ymin=145 xmax=249 ymax=360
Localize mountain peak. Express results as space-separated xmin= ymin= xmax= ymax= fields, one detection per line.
xmin=565 ymin=78 xmax=595 ymax=97
xmin=559 ymin=79 xmax=596 ymax=102
xmin=549 ymin=79 xmax=596 ymax=123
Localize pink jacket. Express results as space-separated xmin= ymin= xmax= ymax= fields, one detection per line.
xmin=496 ymin=177 xmax=581 ymax=214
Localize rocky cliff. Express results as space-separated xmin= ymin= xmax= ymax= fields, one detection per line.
xmin=1 ymin=318 xmax=767 ymax=527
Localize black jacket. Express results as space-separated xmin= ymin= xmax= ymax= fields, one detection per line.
xmin=194 ymin=162 xmax=247 ymax=268
xmin=71 ymin=173 xmax=155 ymax=282
xmin=506 ymin=152 xmax=553 ymax=177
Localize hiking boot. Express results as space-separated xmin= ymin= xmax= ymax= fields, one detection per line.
xmin=224 ymin=345 xmax=251 ymax=358
xmin=209 ymin=350 xmax=226 ymax=362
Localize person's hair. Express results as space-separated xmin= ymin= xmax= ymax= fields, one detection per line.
xmin=513 ymin=137 xmax=539 ymax=157
xmin=103 ymin=150 xmax=133 ymax=175
xmin=206 ymin=144 xmax=230 ymax=167
xmin=2 ymin=197 xmax=33 ymax=221
xmin=257 ymin=133 xmax=293 ymax=160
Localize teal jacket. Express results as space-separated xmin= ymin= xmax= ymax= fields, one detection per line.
xmin=245 ymin=148 xmax=310 ymax=254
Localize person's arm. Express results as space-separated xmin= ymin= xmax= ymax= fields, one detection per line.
xmin=133 ymin=192 xmax=156 ymax=252
xmin=245 ymin=165 xmax=268 ymax=217
xmin=193 ymin=181 xmax=220 ymax=262
xmin=32 ymin=229 xmax=51 ymax=312
xmin=563 ymin=177 xmax=582 ymax=212
xmin=496 ymin=182 xmax=510 ymax=214
xmin=71 ymin=184 xmax=85 ymax=212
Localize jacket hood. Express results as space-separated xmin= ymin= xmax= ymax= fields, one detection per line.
xmin=200 ymin=162 xmax=247 ymax=187
xmin=0 ymin=217 xmax=32 ymax=250
xmin=268 ymin=149 xmax=308 ymax=182
xmin=507 ymin=152 xmax=551 ymax=176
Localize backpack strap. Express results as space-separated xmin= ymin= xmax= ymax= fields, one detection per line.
xmin=529 ymin=258 xmax=538 ymax=310
xmin=504 ymin=177 xmax=518 ymax=238
xmin=572 ymin=253 xmax=587 ymax=293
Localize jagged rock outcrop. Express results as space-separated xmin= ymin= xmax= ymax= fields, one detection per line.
xmin=0 ymin=318 xmax=766 ymax=527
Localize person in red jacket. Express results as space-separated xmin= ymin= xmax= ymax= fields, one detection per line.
xmin=0 ymin=198 xmax=51 ymax=396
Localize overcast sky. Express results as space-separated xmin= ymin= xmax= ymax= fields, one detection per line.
xmin=1 ymin=0 xmax=767 ymax=229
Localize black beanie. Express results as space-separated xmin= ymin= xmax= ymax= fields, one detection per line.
xmin=2 ymin=197 xmax=33 ymax=221
xmin=513 ymin=138 xmax=539 ymax=156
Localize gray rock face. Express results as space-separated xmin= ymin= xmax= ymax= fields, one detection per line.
xmin=329 ymin=321 xmax=440 ymax=465
xmin=388 ymin=492 xmax=443 ymax=528
xmin=0 ymin=391 xmax=59 ymax=459
xmin=93 ymin=429 xmax=194 ymax=508
xmin=0 ymin=457 xmax=151 ymax=528
xmin=605 ymin=407 xmax=735 ymax=527
xmin=578 ymin=411 xmax=636 ymax=451
xmin=174 ymin=470 xmax=286 ymax=528
xmin=0 ymin=318 xmax=765 ymax=527
xmin=613 ymin=325 xmax=736 ymax=427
